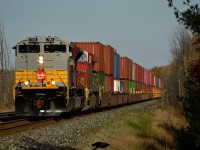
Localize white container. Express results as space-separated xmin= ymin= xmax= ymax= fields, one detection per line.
xmin=114 ymin=80 xmax=120 ymax=92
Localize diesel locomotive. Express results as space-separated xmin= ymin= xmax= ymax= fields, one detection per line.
xmin=13 ymin=36 xmax=162 ymax=116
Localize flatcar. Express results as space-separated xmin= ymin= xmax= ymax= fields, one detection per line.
xmin=13 ymin=36 xmax=162 ymax=116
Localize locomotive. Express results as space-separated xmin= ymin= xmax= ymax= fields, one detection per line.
xmin=13 ymin=36 xmax=162 ymax=116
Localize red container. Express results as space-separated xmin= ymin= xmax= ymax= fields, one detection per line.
xmin=104 ymin=45 xmax=114 ymax=75
xmin=148 ymin=71 xmax=152 ymax=85
xmin=72 ymin=42 xmax=105 ymax=72
xmin=140 ymin=65 xmax=144 ymax=83
xmin=105 ymin=75 xmax=114 ymax=92
xmin=134 ymin=62 xmax=139 ymax=82
xmin=151 ymin=75 xmax=154 ymax=86
xmin=120 ymin=57 xmax=132 ymax=79
xmin=134 ymin=63 xmax=143 ymax=83
xmin=132 ymin=62 xmax=135 ymax=80
xmin=128 ymin=59 xmax=132 ymax=80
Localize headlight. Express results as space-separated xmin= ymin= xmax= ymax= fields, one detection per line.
xmin=38 ymin=56 xmax=44 ymax=64
xmin=24 ymin=81 xmax=29 ymax=86
xmin=51 ymin=80 xmax=56 ymax=86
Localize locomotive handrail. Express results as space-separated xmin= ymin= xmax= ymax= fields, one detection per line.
xmin=57 ymin=73 xmax=70 ymax=105
xmin=13 ymin=71 xmax=26 ymax=101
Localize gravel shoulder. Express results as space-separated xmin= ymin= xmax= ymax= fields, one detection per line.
xmin=0 ymin=99 xmax=161 ymax=150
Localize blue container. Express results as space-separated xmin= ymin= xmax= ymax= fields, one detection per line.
xmin=114 ymin=53 xmax=120 ymax=79
xmin=120 ymin=82 xmax=124 ymax=92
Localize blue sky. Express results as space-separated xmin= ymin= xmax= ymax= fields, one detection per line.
xmin=0 ymin=0 xmax=186 ymax=69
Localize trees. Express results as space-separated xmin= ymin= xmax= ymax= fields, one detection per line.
xmin=167 ymin=1 xmax=200 ymax=149
xmin=169 ymin=27 xmax=192 ymax=98
xmin=0 ymin=22 xmax=14 ymax=110
xmin=163 ymin=27 xmax=192 ymax=107
xmin=183 ymin=37 xmax=200 ymax=149
xmin=167 ymin=0 xmax=200 ymax=34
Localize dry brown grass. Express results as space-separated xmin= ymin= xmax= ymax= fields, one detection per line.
xmin=109 ymin=134 xmax=162 ymax=150
xmin=152 ymin=108 xmax=188 ymax=149
xmin=85 ymin=107 xmax=188 ymax=150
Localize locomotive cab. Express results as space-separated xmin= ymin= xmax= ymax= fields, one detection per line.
xmin=13 ymin=36 xmax=84 ymax=116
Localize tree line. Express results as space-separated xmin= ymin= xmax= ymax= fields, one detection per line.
xmin=153 ymin=1 xmax=200 ymax=149
xmin=0 ymin=23 xmax=14 ymax=111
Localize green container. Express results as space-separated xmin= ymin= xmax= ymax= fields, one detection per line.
xmin=92 ymin=72 xmax=105 ymax=90
xmin=129 ymin=81 xmax=135 ymax=92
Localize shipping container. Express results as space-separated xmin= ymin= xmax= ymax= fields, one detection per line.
xmin=120 ymin=81 xmax=124 ymax=92
xmin=105 ymin=75 xmax=114 ymax=92
xmin=129 ymin=80 xmax=135 ymax=93
xmin=134 ymin=62 xmax=139 ymax=82
xmin=146 ymin=70 xmax=148 ymax=85
xmin=127 ymin=59 xmax=132 ymax=80
xmin=92 ymin=72 xmax=105 ymax=90
xmin=136 ymin=82 xmax=142 ymax=91
xmin=72 ymin=42 xmax=105 ymax=72
xmin=151 ymin=75 xmax=154 ymax=86
xmin=104 ymin=45 xmax=114 ymax=75
xmin=148 ymin=71 xmax=152 ymax=85
xmin=141 ymin=66 xmax=144 ymax=83
xmin=114 ymin=79 xmax=120 ymax=92
xmin=134 ymin=63 xmax=143 ymax=83
xmin=143 ymin=68 xmax=147 ymax=84
xmin=132 ymin=62 xmax=135 ymax=81
xmin=124 ymin=80 xmax=129 ymax=92
xmin=120 ymin=57 xmax=132 ymax=80
xmin=114 ymin=52 xmax=120 ymax=79
xmin=120 ymin=80 xmax=129 ymax=92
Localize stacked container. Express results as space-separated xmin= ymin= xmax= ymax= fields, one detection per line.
xmin=104 ymin=45 xmax=114 ymax=92
xmin=120 ymin=57 xmax=133 ymax=93
xmin=114 ymin=52 xmax=120 ymax=92
xmin=134 ymin=62 xmax=143 ymax=91
xmin=92 ymin=72 xmax=105 ymax=90
xmin=131 ymin=62 xmax=136 ymax=92
xmin=72 ymin=42 xmax=105 ymax=72
xmin=73 ymin=42 xmax=106 ymax=91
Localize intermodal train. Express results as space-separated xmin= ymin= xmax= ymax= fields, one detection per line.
xmin=13 ymin=36 xmax=163 ymax=116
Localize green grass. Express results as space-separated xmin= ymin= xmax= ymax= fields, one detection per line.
xmin=81 ymin=108 xmax=187 ymax=150
xmin=125 ymin=111 xmax=155 ymax=137
xmin=83 ymin=110 xmax=158 ymax=150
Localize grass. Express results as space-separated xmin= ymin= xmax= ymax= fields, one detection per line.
xmin=0 ymin=101 xmax=14 ymax=112
xmin=84 ymin=107 xmax=188 ymax=150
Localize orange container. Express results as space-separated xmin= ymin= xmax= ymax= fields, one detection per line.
xmin=134 ymin=62 xmax=139 ymax=82
xmin=104 ymin=45 xmax=114 ymax=75
xmin=128 ymin=59 xmax=132 ymax=80
xmin=105 ymin=75 xmax=114 ymax=92
xmin=72 ymin=42 xmax=105 ymax=72
xmin=120 ymin=57 xmax=128 ymax=79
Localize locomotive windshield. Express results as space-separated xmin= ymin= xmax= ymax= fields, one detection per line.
xmin=19 ymin=45 xmax=40 ymax=53
xmin=44 ymin=45 xmax=66 ymax=53
xmin=78 ymin=54 xmax=87 ymax=62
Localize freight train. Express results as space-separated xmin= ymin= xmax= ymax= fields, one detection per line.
xmin=13 ymin=36 xmax=163 ymax=116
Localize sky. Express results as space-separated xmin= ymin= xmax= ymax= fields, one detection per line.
xmin=0 ymin=0 xmax=189 ymax=69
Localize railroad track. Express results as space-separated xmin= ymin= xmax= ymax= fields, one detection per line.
xmin=0 ymin=118 xmax=57 ymax=136
xmin=0 ymin=98 xmax=161 ymax=136
xmin=0 ymin=112 xmax=25 ymax=122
